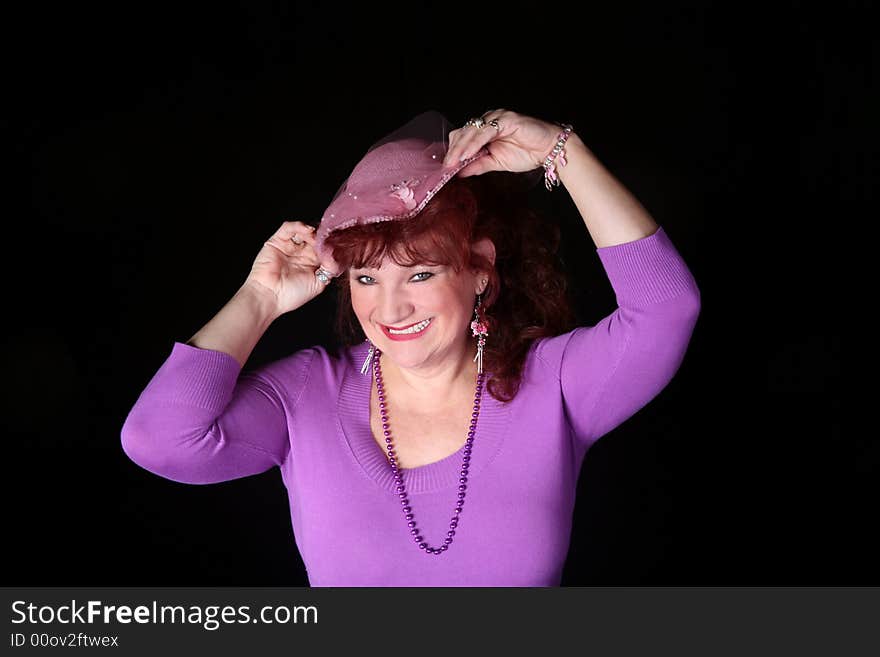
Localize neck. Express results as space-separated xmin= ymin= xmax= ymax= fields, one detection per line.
xmin=377 ymin=339 xmax=479 ymax=407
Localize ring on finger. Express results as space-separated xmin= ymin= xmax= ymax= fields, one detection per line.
xmin=291 ymin=234 xmax=304 ymax=245
xmin=315 ymin=267 xmax=335 ymax=284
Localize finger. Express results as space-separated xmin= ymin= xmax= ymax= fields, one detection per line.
xmin=443 ymin=111 xmax=505 ymax=166
xmin=442 ymin=128 xmax=463 ymax=168
xmin=446 ymin=120 xmax=487 ymax=165
xmin=268 ymin=222 xmax=312 ymax=249
xmin=315 ymin=245 xmax=343 ymax=279
xmin=291 ymin=229 xmax=317 ymax=246
xmin=317 ymin=254 xmax=342 ymax=278
xmin=444 ymin=124 xmax=481 ymax=166
xmin=456 ymin=154 xmax=499 ymax=178
xmin=263 ymin=224 xmax=309 ymax=255
xmin=285 ymin=221 xmax=340 ymax=279
xmin=264 ymin=235 xmax=300 ymax=257
xmin=276 ymin=220 xmax=316 ymax=240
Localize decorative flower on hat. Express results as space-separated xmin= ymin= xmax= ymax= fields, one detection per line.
xmin=389 ymin=178 xmax=421 ymax=210
xmin=391 ymin=184 xmax=416 ymax=209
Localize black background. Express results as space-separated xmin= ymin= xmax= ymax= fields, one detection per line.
xmin=4 ymin=1 xmax=864 ymax=585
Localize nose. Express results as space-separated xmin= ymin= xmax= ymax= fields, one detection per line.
xmin=378 ymin=289 xmax=416 ymax=326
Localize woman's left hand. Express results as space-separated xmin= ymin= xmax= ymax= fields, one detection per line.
xmin=442 ymin=109 xmax=561 ymax=177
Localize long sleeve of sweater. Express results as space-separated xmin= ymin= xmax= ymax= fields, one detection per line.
xmin=535 ymin=225 xmax=701 ymax=447
xmin=120 ymin=343 xmax=313 ymax=484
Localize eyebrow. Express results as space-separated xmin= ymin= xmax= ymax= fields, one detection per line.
xmin=350 ymin=264 xmax=435 ymax=273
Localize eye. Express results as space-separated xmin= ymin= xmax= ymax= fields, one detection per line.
xmin=355 ymin=272 xmax=434 ymax=285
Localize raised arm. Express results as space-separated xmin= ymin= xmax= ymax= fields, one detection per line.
xmin=445 ymin=111 xmax=701 ymax=446
xmin=555 ymin=228 xmax=700 ymax=446
xmin=120 ymin=219 xmax=335 ymax=484
xmin=554 ymin=132 xmax=700 ymax=446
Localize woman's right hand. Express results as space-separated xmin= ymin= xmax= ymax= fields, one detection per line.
xmin=244 ymin=221 xmax=342 ymax=317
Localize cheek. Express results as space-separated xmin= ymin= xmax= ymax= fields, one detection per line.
xmin=348 ymin=289 xmax=369 ymax=317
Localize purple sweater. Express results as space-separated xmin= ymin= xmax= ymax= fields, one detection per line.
xmin=121 ymin=225 xmax=700 ymax=586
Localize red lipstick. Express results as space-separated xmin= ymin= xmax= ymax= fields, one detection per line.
xmin=381 ymin=318 xmax=434 ymax=342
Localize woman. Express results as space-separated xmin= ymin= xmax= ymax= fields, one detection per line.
xmin=120 ymin=109 xmax=701 ymax=586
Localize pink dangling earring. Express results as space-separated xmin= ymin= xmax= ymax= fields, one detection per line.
xmin=470 ymin=281 xmax=489 ymax=375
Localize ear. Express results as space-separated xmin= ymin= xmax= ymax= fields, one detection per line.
xmin=471 ymin=237 xmax=496 ymax=268
xmin=470 ymin=238 xmax=496 ymax=286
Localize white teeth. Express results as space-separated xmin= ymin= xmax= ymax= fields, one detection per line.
xmin=388 ymin=318 xmax=432 ymax=335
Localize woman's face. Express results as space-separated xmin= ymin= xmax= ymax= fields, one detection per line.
xmin=348 ymin=240 xmax=493 ymax=374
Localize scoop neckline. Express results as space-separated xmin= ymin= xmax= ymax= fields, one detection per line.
xmin=336 ymin=341 xmax=511 ymax=494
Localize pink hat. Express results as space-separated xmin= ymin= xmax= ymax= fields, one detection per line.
xmin=314 ymin=110 xmax=490 ymax=271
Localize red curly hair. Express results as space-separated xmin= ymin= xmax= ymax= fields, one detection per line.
xmin=322 ymin=172 xmax=578 ymax=403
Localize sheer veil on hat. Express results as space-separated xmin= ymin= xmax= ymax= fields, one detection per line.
xmin=313 ymin=110 xmax=491 ymax=267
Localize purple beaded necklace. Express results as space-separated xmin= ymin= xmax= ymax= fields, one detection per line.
xmin=371 ymin=348 xmax=486 ymax=555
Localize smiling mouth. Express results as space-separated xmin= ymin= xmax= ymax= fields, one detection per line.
xmin=383 ymin=317 xmax=434 ymax=334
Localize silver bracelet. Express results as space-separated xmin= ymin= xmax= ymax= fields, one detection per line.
xmin=541 ymin=124 xmax=573 ymax=191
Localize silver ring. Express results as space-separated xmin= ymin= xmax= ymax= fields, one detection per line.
xmin=465 ymin=117 xmax=485 ymax=129
xmin=315 ymin=267 xmax=335 ymax=284
xmin=291 ymin=234 xmax=304 ymax=245
xmin=487 ymin=118 xmax=501 ymax=131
